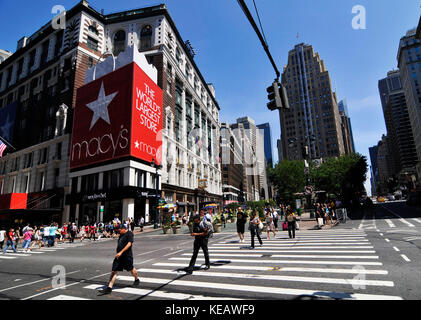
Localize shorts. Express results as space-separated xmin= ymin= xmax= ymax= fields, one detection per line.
xmin=112 ymin=256 xmax=134 ymax=272
xmin=236 ymin=224 xmax=245 ymax=234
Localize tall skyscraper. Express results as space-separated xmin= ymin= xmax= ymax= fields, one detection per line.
xmin=378 ymin=70 xmax=418 ymax=180
xmin=257 ymin=122 xmax=273 ymax=168
xmin=280 ymin=43 xmax=345 ymax=161
xmin=369 ymin=145 xmax=379 ymax=196
xmin=398 ymin=28 xmax=421 ymax=181
xmin=338 ymin=99 xmax=356 ymax=153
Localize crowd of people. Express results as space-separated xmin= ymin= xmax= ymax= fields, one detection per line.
xmin=0 ymin=217 xmax=145 ymax=254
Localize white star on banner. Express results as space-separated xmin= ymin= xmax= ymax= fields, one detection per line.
xmin=135 ymin=141 xmax=140 ymax=149
xmin=86 ymin=82 xmax=118 ymax=130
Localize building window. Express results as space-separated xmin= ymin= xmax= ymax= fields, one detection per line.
xmin=87 ymin=36 xmax=98 ymax=51
xmin=88 ymin=25 xmax=99 ymax=36
xmin=140 ymin=25 xmax=152 ymax=50
xmin=113 ymin=30 xmax=126 ymax=57
xmin=176 ymin=47 xmax=182 ymax=64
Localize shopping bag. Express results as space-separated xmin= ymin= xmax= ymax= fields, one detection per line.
xmin=317 ymin=218 xmax=324 ymax=227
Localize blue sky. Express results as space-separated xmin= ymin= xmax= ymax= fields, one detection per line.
xmin=1 ymin=0 xmax=420 ymax=194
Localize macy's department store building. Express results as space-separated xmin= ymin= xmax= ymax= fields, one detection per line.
xmin=65 ymin=48 xmax=163 ymax=226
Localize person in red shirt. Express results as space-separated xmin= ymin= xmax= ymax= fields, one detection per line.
xmin=3 ymin=229 xmax=18 ymax=254
xmin=90 ymin=224 xmax=97 ymax=241
xmin=81 ymin=224 xmax=89 ymax=242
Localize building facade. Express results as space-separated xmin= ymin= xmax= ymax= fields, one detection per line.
xmin=0 ymin=1 xmax=222 ymax=226
xmin=280 ymin=43 xmax=345 ymax=161
xmin=378 ymin=70 xmax=418 ymax=185
xmin=338 ymin=99 xmax=356 ymax=154
xmin=398 ymin=28 xmax=421 ymax=182
xmin=369 ymin=145 xmax=379 ymax=196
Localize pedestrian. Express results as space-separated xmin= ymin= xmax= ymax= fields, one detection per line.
xmin=14 ymin=227 xmax=22 ymax=250
xmin=249 ymin=211 xmax=263 ymax=249
xmin=221 ymin=212 xmax=226 ymax=228
xmin=98 ymin=224 xmax=140 ymax=295
xmin=30 ymin=227 xmax=43 ymax=250
xmin=273 ymin=209 xmax=279 ymax=231
xmin=184 ymin=214 xmax=212 ymax=274
xmin=265 ymin=210 xmax=276 ymax=240
xmin=139 ymin=217 xmax=145 ymax=232
xmin=22 ymin=228 xmax=32 ymax=253
xmin=130 ymin=218 xmax=135 ymax=232
xmin=286 ymin=211 xmax=297 ymax=239
xmin=49 ymin=223 xmax=57 ymax=247
xmin=0 ymin=226 xmax=5 ymax=250
xmin=3 ymin=229 xmax=18 ymax=254
xmin=42 ymin=224 xmax=49 ymax=246
xmin=90 ymin=223 xmax=97 ymax=241
xmin=70 ymin=223 xmax=77 ymax=243
xmin=236 ymin=209 xmax=247 ymax=243
xmin=97 ymin=222 xmax=104 ymax=241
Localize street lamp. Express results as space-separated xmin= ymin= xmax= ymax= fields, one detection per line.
xmin=151 ymin=158 xmax=161 ymax=229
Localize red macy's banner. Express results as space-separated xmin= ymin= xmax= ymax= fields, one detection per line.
xmin=70 ymin=62 xmax=163 ymax=170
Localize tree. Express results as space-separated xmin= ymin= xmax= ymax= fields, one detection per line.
xmin=268 ymin=160 xmax=306 ymax=204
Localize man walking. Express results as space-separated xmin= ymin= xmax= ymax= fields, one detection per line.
xmin=185 ymin=214 xmax=211 ymax=274
xmin=3 ymin=229 xmax=18 ymax=254
xmin=99 ymin=224 xmax=139 ymax=294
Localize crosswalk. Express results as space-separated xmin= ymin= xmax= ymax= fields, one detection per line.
xmin=358 ymin=216 xmax=421 ymax=231
xmin=1 ymin=239 xmax=113 ymax=260
xmin=44 ymin=229 xmax=403 ymax=300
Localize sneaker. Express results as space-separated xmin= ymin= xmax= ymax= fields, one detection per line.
xmin=132 ymin=279 xmax=140 ymax=287
xmin=203 ymin=265 xmax=210 ymax=270
xmin=184 ymin=268 xmax=193 ymax=275
xmin=98 ymin=287 xmax=112 ymax=294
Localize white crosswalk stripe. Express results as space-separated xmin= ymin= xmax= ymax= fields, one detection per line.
xmin=44 ymin=229 xmax=402 ymax=301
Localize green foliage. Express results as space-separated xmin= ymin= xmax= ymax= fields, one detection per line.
xmin=213 ymin=214 xmax=222 ymax=225
xmin=268 ymin=160 xmax=306 ymax=203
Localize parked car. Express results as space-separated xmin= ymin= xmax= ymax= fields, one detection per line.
xmin=387 ymin=194 xmax=395 ymax=201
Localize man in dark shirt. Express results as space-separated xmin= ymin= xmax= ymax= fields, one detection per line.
xmin=185 ymin=214 xmax=211 ymax=274
xmin=99 ymin=224 xmax=139 ymax=294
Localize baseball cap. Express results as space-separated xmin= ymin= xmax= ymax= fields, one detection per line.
xmin=115 ymin=224 xmax=128 ymax=230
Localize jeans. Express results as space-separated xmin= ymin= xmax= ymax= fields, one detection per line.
xmin=22 ymin=240 xmax=31 ymax=249
xmin=3 ymin=240 xmax=17 ymax=253
xmin=288 ymin=221 xmax=296 ymax=239
xmin=188 ymin=237 xmax=210 ymax=269
xmin=250 ymin=227 xmax=262 ymax=248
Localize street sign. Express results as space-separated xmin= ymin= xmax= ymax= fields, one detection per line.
xmin=305 ymin=185 xmax=314 ymax=195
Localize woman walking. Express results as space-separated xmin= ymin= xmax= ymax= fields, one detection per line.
xmin=265 ymin=210 xmax=276 ymax=240
xmin=236 ymin=209 xmax=247 ymax=243
xmin=286 ymin=211 xmax=297 ymax=239
xmin=22 ymin=228 xmax=32 ymax=253
xmin=249 ymin=211 xmax=263 ymax=249
xmin=30 ymin=227 xmax=43 ymax=250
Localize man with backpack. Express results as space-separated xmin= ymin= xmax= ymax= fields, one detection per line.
xmin=185 ymin=214 xmax=213 ymax=274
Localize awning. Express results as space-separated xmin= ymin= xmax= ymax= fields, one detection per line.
xmin=176 ymin=202 xmax=188 ymax=206
xmin=0 ymin=193 xmax=28 ymax=210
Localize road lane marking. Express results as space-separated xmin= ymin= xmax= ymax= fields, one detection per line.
xmin=212 ymin=242 xmax=370 ymax=246
xmin=401 ymin=255 xmax=411 ymax=262
xmin=385 ymin=239 xmax=390 ymax=243
xmin=183 ymin=253 xmax=379 ymax=259
xmin=0 ymin=270 xmax=81 ymax=293
xmin=413 ymin=219 xmax=421 ymax=224
xmin=126 ymin=269 xmax=395 ymax=288
xmin=385 ymin=219 xmax=395 ymax=228
xmin=169 ymin=257 xmax=383 ymax=266
xmin=381 ymin=206 xmax=415 ymax=227
xmin=83 ymin=284 xmax=239 ymax=300
xmin=210 ymin=246 xmax=374 ymax=249
xmin=153 ymin=262 xmax=389 ymax=275
xmin=393 ymin=247 xmax=400 ymax=252
xmin=113 ymin=276 xmax=402 ymax=300
xmin=208 ymin=249 xmax=377 ymax=253
xmin=48 ymin=295 xmax=90 ymax=300
xmin=0 ymin=255 xmax=16 ymax=259
xmin=163 ymin=249 xmax=184 ymax=257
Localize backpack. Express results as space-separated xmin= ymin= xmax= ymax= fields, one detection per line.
xmin=200 ymin=220 xmax=214 ymax=238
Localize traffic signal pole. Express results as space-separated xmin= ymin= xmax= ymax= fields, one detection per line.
xmin=237 ymin=0 xmax=281 ymax=81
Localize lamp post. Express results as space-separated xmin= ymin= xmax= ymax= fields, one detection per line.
xmin=151 ymin=158 xmax=161 ymax=229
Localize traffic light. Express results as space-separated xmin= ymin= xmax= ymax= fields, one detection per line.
xmin=267 ymin=81 xmax=282 ymax=111
xmin=267 ymin=81 xmax=290 ymax=111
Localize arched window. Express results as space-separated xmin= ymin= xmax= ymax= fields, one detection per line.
xmin=140 ymin=25 xmax=153 ymax=50
xmin=88 ymin=25 xmax=99 ymax=36
xmin=113 ymin=30 xmax=126 ymax=57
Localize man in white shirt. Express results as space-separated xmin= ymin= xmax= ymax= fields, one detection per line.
xmin=43 ymin=225 xmax=50 ymax=246
xmin=0 ymin=227 xmax=6 ymax=250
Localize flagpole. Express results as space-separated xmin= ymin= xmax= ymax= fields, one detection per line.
xmin=0 ymin=135 xmax=16 ymax=151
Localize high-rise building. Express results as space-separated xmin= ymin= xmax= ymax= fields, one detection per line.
xmin=369 ymin=145 xmax=379 ymax=196
xmin=378 ymin=70 xmax=418 ymax=182
xmin=235 ymin=117 xmax=268 ymax=200
xmin=376 ymin=135 xmax=395 ymax=194
xmin=280 ymin=43 xmax=345 ymax=161
xmin=257 ymin=123 xmax=273 ymax=168
xmin=0 ymin=49 xmax=12 ymax=64
xmin=0 ymin=1 xmax=222 ymax=226
xmin=398 ymin=28 xmax=421 ymax=182
xmin=277 ymin=139 xmax=282 ymax=163
xmin=338 ymin=99 xmax=356 ymax=153
xmin=220 ymin=123 xmax=245 ymax=205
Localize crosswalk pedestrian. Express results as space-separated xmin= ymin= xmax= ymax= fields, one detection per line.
xmin=42 ymin=229 xmax=403 ymax=300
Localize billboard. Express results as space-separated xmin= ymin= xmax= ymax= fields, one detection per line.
xmin=70 ymin=62 xmax=163 ymax=170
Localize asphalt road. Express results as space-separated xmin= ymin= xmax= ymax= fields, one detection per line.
xmin=0 ymin=203 xmax=420 ymax=301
